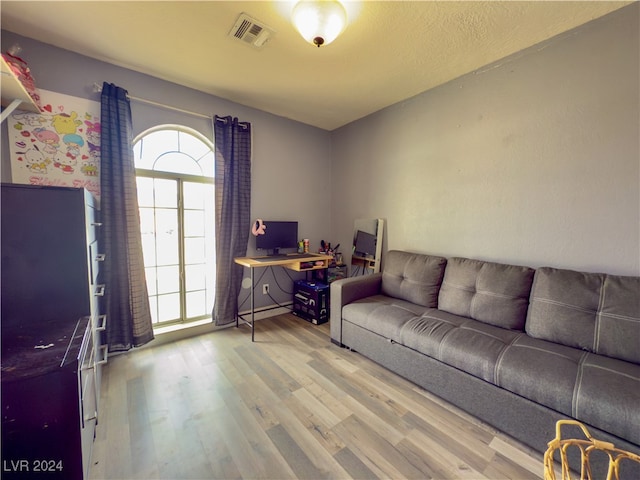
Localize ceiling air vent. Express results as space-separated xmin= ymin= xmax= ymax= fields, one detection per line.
xmin=229 ymin=13 xmax=275 ymax=49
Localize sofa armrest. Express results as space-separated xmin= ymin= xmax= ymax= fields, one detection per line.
xmin=330 ymin=273 xmax=383 ymax=346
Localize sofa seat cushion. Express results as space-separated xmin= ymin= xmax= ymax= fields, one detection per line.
xmin=526 ymin=267 xmax=640 ymax=364
xmin=399 ymin=310 xmax=467 ymax=358
xmin=342 ymin=294 xmax=431 ymax=343
xmin=496 ymin=335 xmax=584 ymax=417
xmin=574 ymin=354 xmax=640 ymax=445
xmin=381 ymin=251 xmax=447 ymax=307
xmin=400 ymin=310 xmax=523 ymax=383
xmin=438 ymin=257 xmax=535 ymax=330
xmin=496 ymin=335 xmax=640 ymax=444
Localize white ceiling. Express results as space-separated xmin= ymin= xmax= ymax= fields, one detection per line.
xmin=1 ymin=1 xmax=631 ymax=131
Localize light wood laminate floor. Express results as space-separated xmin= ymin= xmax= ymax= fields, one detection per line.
xmin=89 ymin=314 xmax=543 ymax=479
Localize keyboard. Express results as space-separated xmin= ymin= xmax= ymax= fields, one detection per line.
xmin=253 ymin=253 xmax=313 ymax=262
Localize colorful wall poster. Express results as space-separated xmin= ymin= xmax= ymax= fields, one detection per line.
xmin=7 ymin=89 xmax=101 ymax=201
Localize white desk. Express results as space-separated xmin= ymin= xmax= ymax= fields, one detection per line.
xmin=234 ymin=253 xmax=332 ymax=341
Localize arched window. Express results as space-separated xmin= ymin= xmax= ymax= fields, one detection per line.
xmin=133 ymin=126 xmax=215 ymax=327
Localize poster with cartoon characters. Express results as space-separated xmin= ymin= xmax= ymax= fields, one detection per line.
xmin=8 ymin=89 xmax=101 ymax=201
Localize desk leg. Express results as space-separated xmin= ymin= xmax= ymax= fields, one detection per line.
xmin=250 ymin=266 xmax=255 ymax=342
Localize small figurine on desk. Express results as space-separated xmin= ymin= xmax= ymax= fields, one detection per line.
xmin=251 ymin=219 xmax=266 ymax=236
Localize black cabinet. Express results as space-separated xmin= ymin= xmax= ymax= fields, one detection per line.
xmin=1 ymin=184 xmax=105 ymax=479
xmin=1 ymin=317 xmax=95 ymax=480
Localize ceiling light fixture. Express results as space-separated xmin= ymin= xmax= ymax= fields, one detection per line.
xmin=291 ymin=0 xmax=348 ymax=48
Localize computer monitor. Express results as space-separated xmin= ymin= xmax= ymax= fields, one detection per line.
xmin=255 ymin=221 xmax=298 ymax=255
xmin=354 ymin=230 xmax=377 ymax=257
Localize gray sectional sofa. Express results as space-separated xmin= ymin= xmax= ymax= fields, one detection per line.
xmin=330 ymin=250 xmax=639 ymax=476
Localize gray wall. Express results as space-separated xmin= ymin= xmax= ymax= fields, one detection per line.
xmin=330 ymin=5 xmax=639 ymax=276
xmin=3 ymin=1 xmax=639 ymax=297
xmin=0 ymin=30 xmax=332 ymax=310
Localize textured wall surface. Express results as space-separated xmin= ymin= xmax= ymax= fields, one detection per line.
xmin=0 ymin=30 xmax=332 ymax=311
xmin=330 ymin=6 xmax=639 ymax=276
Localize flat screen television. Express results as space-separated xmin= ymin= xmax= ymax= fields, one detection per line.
xmin=255 ymin=221 xmax=298 ymax=255
xmin=354 ymin=230 xmax=377 ymax=257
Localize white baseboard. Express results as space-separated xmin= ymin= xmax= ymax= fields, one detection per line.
xmin=138 ymin=302 xmax=294 ymax=349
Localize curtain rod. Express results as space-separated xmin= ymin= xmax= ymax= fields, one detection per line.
xmin=93 ymin=82 xmax=211 ymax=120
xmin=215 ymin=116 xmax=250 ymax=130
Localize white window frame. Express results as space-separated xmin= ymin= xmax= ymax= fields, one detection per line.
xmin=133 ymin=125 xmax=215 ymax=328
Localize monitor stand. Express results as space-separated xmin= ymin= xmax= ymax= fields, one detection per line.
xmin=267 ymin=248 xmax=301 ymax=258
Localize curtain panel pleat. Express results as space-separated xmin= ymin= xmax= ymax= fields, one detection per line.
xmin=212 ymin=115 xmax=252 ymax=325
xmin=100 ymin=82 xmax=154 ymax=351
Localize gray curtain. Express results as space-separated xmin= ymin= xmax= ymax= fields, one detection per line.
xmin=100 ymin=82 xmax=154 ymax=351
xmin=212 ymin=115 xmax=252 ymax=325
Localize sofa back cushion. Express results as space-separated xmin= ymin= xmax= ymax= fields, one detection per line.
xmin=381 ymin=251 xmax=447 ymax=307
xmin=438 ymin=257 xmax=535 ymax=330
xmin=526 ymin=267 xmax=640 ymax=364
